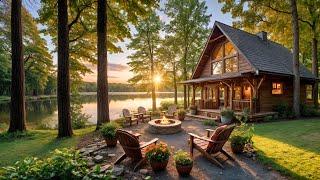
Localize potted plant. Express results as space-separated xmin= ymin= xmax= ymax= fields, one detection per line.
xmin=177 ymin=109 xmax=186 ymax=121
xmin=174 ymin=150 xmax=193 ymax=176
xmin=230 ymin=135 xmax=248 ymax=154
xmin=189 ymin=105 xmax=197 ymax=115
xmin=100 ymin=122 xmax=119 ymax=147
xmin=230 ymin=122 xmax=254 ymax=154
xmin=220 ymin=108 xmax=234 ymax=124
xmin=145 ymin=142 xmax=170 ymax=171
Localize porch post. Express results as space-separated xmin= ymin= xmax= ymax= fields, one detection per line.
xmin=224 ymin=85 xmax=228 ymax=108
xmin=216 ymin=86 xmax=220 ymax=108
xmin=192 ymin=85 xmax=196 ymax=106
xmin=230 ymin=83 xmax=234 ymax=110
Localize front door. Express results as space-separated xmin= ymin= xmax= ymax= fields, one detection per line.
xmin=243 ymin=85 xmax=251 ymax=100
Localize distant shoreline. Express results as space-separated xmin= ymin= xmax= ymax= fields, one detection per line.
xmin=0 ymin=91 xmax=183 ymax=103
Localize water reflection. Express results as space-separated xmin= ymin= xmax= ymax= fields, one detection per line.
xmin=0 ymin=93 xmax=182 ymax=129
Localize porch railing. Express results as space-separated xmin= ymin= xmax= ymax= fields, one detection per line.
xmin=232 ymin=99 xmax=251 ymax=111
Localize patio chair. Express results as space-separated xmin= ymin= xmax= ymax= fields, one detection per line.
xmin=137 ymin=106 xmax=152 ymax=122
xmin=115 ymin=129 xmax=159 ymax=171
xmin=165 ymin=105 xmax=177 ymax=119
xmin=189 ymin=124 xmax=235 ymax=169
xmin=122 ymin=109 xmax=138 ymax=126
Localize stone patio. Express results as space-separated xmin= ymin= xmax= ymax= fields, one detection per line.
xmin=78 ymin=119 xmax=287 ymax=180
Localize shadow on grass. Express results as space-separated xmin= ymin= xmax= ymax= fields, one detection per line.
xmin=254 ymin=119 xmax=320 ymax=154
xmin=255 ymin=149 xmax=308 ymax=180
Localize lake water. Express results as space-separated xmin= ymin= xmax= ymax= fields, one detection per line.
xmin=0 ymin=92 xmax=183 ymax=129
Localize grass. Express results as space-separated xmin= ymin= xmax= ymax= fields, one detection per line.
xmin=253 ymin=119 xmax=320 ymax=179
xmin=0 ymin=126 xmax=95 ymax=167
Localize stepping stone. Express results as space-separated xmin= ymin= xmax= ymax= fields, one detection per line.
xmin=93 ymin=155 xmax=104 ymax=163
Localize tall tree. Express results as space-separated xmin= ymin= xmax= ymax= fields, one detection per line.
xmin=8 ymin=0 xmax=26 ymax=132
xmin=96 ymin=0 xmax=109 ymax=128
xmin=57 ymin=0 xmax=72 ymax=137
xmin=290 ymin=0 xmax=301 ymax=117
xmin=127 ymin=12 xmax=163 ymax=111
xmin=164 ymin=0 xmax=210 ymax=109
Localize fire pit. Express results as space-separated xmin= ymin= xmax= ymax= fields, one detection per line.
xmin=148 ymin=116 xmax=182 ymax=134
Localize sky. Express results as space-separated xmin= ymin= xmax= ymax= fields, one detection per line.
xmin=26 ymin=0 xmax=233 ymax=83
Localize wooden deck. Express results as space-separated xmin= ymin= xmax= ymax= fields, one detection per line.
xmin=186 ymin=108 xmax=278 ymax=121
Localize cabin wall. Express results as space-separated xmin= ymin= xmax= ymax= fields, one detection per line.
xmin=259 ymin=76 xmax=314 ymax=112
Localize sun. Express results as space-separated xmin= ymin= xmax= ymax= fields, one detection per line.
xmin=154 ymin=75 xmax=162 ymax=84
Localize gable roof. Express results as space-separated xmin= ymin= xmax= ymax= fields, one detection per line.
xmin=191 ymin=21 xmax=316 ymax=80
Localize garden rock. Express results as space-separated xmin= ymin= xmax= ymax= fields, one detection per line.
xmin=113 ymin=165 xmax=124 ymax=176
xmin=93 ymin=155 xmax=104 ymax=163
xmin=139 ymin=169 xmax=149 ymax=175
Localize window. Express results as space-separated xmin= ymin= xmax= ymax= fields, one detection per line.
xmin=211 ymin=41 xmax=238 ymax=75
xmin=225 ymin=57 xmax=238 ymax=73
xmin=306 ymin=85 xmax=313 ymax=100
xmin=212 ymin=61 xmax=222 ymax=75
xmin=224 ymin=41 xmax=237 ymax=56
xmin=234 ymin=86 xmax=241 ymax=100
xmin=272 ymin=83 xmax=283 ymax=95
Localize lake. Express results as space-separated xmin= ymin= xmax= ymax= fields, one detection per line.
xmin=0 ymin=92 xmax=183 ymax=129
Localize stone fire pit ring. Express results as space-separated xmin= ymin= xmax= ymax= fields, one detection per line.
xmin=148 ymin=119 xmax=182 ymax=135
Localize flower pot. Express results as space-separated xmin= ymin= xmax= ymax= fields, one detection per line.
xmin=176 ymin=163 xmax=193 ymax=176
xmin=178 ymin=114 xmax=185 ymax=121
xmin=104 ymin=137 xmax=117 ymax=147
xmin=190 ymin=109 xmax=196 ymax=115
xmin=221 ymin=116 xmax=232 ymax=124
xmin=231 ymin=143 xmax=245 ymax=154
xmin=149 ymin=159 xmax=169 ymax=171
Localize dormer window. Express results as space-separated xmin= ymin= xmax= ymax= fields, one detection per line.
xmin=211 ymin=41 xmax=238 ymax=75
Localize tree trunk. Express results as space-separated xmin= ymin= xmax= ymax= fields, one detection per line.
xmin=151 ymin=54 xmax=156 ymax=111
xmin=183 ymin=47 xmax=188 ymax=109
xmin=57 ymin=0 xmax=72 ymax=137
xmin=96 ymin=0 xmax=109 ymax=129
xmin=173 ymin=61 xmax=177 ymax=105
xmin=290 ymin=0 xmax=300 ymax=117
xmin=9 ymin=0 xmax=26 ymax=132
xmin=312 ymin=36 xmax=318 ymax=108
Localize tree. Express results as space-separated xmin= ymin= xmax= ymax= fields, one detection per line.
xmin=164 ymin=0 xmax=210 ymax=109
xmin=57 ymin=0 xmax=73 ymax=137
xmin=158 ymin=35 xmax=181 ymax=104
xmin=8 ymin=0 xmax=26 ymax=132
xmin=127 ymin=12 xmax=163 ymax=111
xmin=96 ymin=0 xmax=109 ymax=128
xmin=290 ymin=0 xmax=300 ymax=117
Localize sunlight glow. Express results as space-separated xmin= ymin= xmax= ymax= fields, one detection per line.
xmin=154 ymin=75 xmax=162 ymax=84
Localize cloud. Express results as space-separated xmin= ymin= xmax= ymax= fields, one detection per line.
xmin=108 ymin=63 xmax=128 ymax=71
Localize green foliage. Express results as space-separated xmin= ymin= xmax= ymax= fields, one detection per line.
xmin=145 ymin=142 xmax=170 ymax=162
xmin=203 ymin=120 xmax=216 ymax=127
xmin=0 ymin=131 xmax=35 ymax=141
xmin=160 ymin=100 xmax=175 ymax=110
xmin=300 ymin=104 xmax=320 ymax=117
xmin=100 ymin=122 xmax=120 ymax=139
xmin=177 ymin=109 xmax=186 ymax=116
xmin=231 ymin=121 xmax=254 ymax=146
xmin=230 ymin=135 xmax=249 ymax=146
xmin=174 ymin=150 xmax=193 ymax=166
xmin=0 ymin=148 xmax=112 ymax=179
xmin=221 ymin=108 xmax=235 ymax=119
xmin=272 ymin=102 xmax=293 ymax=119
xmin=263 ymin=115 xmax=276 ymax=122
xmin=71 ymin=95 xmax=91 ymax=129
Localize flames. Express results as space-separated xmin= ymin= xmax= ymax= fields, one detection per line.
xmin=160 ymin=116 xmax=171 ymax=125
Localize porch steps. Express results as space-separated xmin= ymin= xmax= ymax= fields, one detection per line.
xmin=185 ymin=113 xmax=218 ymax=121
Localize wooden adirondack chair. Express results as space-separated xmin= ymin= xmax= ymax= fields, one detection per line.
xmin=165 ymin=105 xmax=177 ymax=119
xmin=115 ymin=129 xmax=159 ymax=171
xmin=122 ymin=109 xmax=138 ymax=126
xmin=189 ymin=124 xmax=235 ymax=169
xmin=137 ymin=106 xmax=151 ymax=122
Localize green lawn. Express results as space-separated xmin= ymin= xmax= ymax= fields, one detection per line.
xmin=253 ymin=119 xmax=320 ymax=179
xmin=0 ymin=127 xmax=94 ymax=167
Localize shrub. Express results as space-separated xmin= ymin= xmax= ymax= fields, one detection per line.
xmin=221 ymin=108 xmax=234 ymax=119
xmin=203 ymin=119 xmax=216 ymax=127
xmin=263 ymin=115 xmax=275 ymax=122
xmin=301 ymin=104 xmax=319 ymax=117
xmin=145 ymin=142 xmax=170 ymax=162
xmin=230 ymin=135 xmax=250 ymax=146
xmin=160 ymin=100 xmax=175 ymax=111
xmin=272 ymin=102 xmax=293 ymax=118
xmin=71 ymin=101 xmax=91 ymax=129
xmin=100 ymin=122 xmax=120 ymax=139
xmin=0 ymin=148 xmax=112 ymax=179
xmin=178 ymin=109 xmax=186 ymax=116
xmin=174 ymin=150 xmax=192 ymax=166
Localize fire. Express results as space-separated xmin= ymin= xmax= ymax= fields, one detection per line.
xmin=160 ymin=116 xmax=171 ymax=125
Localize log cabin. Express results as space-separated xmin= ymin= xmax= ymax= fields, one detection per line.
xmin=183 ymin=21 xmax=317 ymax=120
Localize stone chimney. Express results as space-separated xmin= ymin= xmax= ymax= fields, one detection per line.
xmin=257 ymin=31 xmax=267 ymax=41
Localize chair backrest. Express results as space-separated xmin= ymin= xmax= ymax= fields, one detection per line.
xmin=116 ymin=129 xmax=143 ymax=160
xmin=167 ymin=105 xmax=177 ymax=115
xmin=137 ymin=106 xmax=146 ymax=114
xmin=206 ymin=124 xmax=235 ymax=154
xmin=122 ymin=109 xmax=131 ymax=117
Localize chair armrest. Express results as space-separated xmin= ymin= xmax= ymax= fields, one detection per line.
xmin=140 ymin=138 xmax=159 ymax=149
xmin=205 ymin=129 xmax=215 ymax=137
xmin=188 ymin=133 xmax=213 ymax=143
